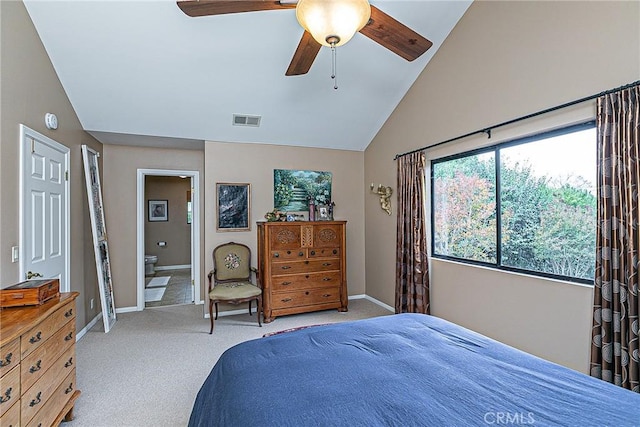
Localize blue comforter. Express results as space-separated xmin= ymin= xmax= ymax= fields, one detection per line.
xmin=189 ymin=313 xmax=640 ymax=426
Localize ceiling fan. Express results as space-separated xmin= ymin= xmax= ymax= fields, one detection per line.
xmin=176 ymin=0 xmax=433 ymax=77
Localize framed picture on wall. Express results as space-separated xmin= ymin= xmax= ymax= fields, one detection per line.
xmin=149 ymin=200 xmax=168 ymax=222
xmin=216 ymin=183 xmax=251 ymax=231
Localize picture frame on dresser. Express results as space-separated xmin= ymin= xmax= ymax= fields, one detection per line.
xmin=216 ymin=183 xmax=251 ymax=231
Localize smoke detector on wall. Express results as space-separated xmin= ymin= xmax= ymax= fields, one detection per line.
xmin=233 ymin=114 xmax=261 ymax=127
xmin=45 ymin=113 xmax=58 ymax=130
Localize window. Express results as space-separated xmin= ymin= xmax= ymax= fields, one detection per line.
xmin=432 ymin=122 xmax=596 ymax=284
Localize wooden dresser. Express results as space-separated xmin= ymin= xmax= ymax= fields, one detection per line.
xmin=257 ymin=221 xmax=348 ymax=323
xmin=0 ymin=292 xmax=80 ymax=427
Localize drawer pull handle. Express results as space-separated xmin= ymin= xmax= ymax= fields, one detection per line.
xmin=281 ymin=298 xmax=292 ymax=302
xmin=29 ymin=392 xmax=42 ymax=407
xmin=274 ymin=253 xmax=280 ymax=258
xmin=281 ymin=282 xmax=291 ymax=286
xmin=0 ymin=352 xmax=12 ymax=367
xmin=298 ymin=252 xmax=304 ymax=256
xmin=323 ymin=277 xmax=332 ymax=281
xmin=65 ymin=357 xmax=74 ymax=368
xmin=322 ymin=262 xmax=331 ymax=266
xmin=65 ymin=308 xmax=73 ymax=317
xmin=305 ymin=291 xmax=309 ymax=295
xmin=65 ymin=383 xmax=74 ymax=394
xmin=281 ymin=266 xmax=291 ymax=270
xmin=323 ymin=294 xmax=332 ymax=298
xmin=65 ymin=332 xmax=74 ymax=341
xmin=29 ymin=360 xmax=42 ymax=373
xmin=29 ymin=331 xmax=42 ymax=344
xmin=333 ymin=249 xmax=338 ymax=254
xmin=304 ymin=260 xmax=309 ymax=264
xmin=310 ymin=251 xmax=316 ymax=255
xmin=0 ymin=387 xmax=12 ymax=403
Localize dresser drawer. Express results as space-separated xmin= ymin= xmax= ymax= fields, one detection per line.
xmin=272 ymin=271 xmax=342 ymax=291
xmin=0 ymin=365 xmax=20 ymax=418
xmin=271 ymin=259 xmax=341 ymax=275
xmin=271 ymin=249 xmax=306 ymax=260
xmin=271 ymin=287 xmax=341 ymax=309
xmin=25 ymin=369 xmax=76 ymax=427
xmin=312 ymin=224 xmax=343 ymax=247
xmin=21 ymin=299 xmax=75 ymax=359
xmin=22 ymin=321 xmax=75 ymax=392
xmin=308 ymin=247 xmax=340 ymax=258
xmin=0 ymin=395 xmax=20 ymax=427
xmin=21 ymin=356 xmax=74 ymax=426
xmin=0 ymin=338 xmax=20 ymax=378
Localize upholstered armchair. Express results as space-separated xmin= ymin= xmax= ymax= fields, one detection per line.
xmin=208 ymin=242 xmax=262 ymax=333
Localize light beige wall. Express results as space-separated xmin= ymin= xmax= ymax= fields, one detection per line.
xmin=145 ymin=176 xmax=191 ymax=267
xmin=0 ymin=1 xmax=102 ymax=330
xmin=102 ymin=145 xmax=204 ymax=308
xmin=205 ymin=141 xmax=365 ymax=313
xmin=364 ymin=0 xmax=640 ymax=373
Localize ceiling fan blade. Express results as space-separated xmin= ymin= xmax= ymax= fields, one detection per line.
xmin=285 ymin=31 xmax=321 ymax=76
xmin=177 ymin=1 xmax=295 ymax=17
xmin=359 ymin=5 xmax=433 ymax=61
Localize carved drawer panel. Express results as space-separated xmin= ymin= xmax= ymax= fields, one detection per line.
xmin=0 ymin=394 xmax=19 ymax=427
xmin=272 ymin=271 xmax=342 ymax=291
xmin=312 ymin=224 xmax=342 ymax=247
xmin=0 ymin=338 xmax=20 ymax=378
xmin=268 ymin=225 xmax=302 ymax=250
xmin=271 ymin=287 xmax=341 ymax=310
xmin=271 ymin=259 xmax=341 ymax=275
xmin=21 ymin=299 xmax=75 ymax=359
xmin=0 ymin=365 xmax=20 ymax=418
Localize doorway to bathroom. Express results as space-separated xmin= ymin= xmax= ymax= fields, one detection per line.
xmin=136 ymin=169 xmax=201 ymax=311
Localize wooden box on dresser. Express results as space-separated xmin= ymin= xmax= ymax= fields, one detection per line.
xmin=257 ymin=221 xmax=348 ymax=323
xmin=0 ymin=292 xmax=80 ymax=427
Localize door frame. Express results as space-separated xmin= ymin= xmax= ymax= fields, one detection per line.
xmin=136 ymin=168 xmax=201 ymax=311
xmin=19 ymin=125 xmax=70 ymax=292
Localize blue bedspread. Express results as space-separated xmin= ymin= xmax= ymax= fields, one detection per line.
xmin=189 ymin=313 xmax=640 ymax=426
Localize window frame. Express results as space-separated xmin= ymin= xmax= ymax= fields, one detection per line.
xmin=430 ymin=121 xmax=596 ymax=285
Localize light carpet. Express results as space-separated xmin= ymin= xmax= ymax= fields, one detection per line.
xmin=144 ymin=287 xmax=166 ymax=302
xmin=68 ymin=299 xmax=392 ymax=427
xmin=146 ymin=276 xmax=170 ymax=288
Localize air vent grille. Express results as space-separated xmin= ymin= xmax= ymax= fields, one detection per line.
xmin=233 ymin=114 xmax=261 ymax=127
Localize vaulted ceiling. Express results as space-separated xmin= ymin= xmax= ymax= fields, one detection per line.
xmin=24 ymin=0 xmax=471 ymax=151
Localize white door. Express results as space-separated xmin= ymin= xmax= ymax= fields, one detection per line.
xmin=20 ymin=125 xmax=70 ymax=292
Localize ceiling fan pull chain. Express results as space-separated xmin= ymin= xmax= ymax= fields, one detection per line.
xmin=331 ymin=44 xmax=338 ymax=90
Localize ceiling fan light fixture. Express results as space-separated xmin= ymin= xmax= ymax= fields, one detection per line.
xmin=296 ymin=0 xmax=371 ymax=47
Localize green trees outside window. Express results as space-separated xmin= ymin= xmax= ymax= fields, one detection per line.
xmin=432 ymin=123 xmax=596 ymax=283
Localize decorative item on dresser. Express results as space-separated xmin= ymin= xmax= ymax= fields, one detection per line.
xmin=0 ymin=292 xmax=80 ymax=427
xmin=257 ymin=221 xmax=348 ymax=323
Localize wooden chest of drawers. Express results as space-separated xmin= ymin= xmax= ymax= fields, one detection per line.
xmin=0 ymin=292 xmax=80 ymax=427
xmin=257 ymin=221 xmax=348 ymax=323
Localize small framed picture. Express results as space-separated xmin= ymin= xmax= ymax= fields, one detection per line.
xmin=317 ymin=204 xmax=332 ymax=221
xmin=216 ymin=183 xmax=251 ymax=231
xmin=148 ymin=200 xmax=168 ymax=222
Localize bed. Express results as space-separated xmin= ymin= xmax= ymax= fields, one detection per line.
xmin=188 ymin=313 xmax=640 ymax=426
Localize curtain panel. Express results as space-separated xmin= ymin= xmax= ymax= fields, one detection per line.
xmin=395 ymin=151 xmax=430 ymax=314
xmin=591 ymin=85 xmax=640 ymax=393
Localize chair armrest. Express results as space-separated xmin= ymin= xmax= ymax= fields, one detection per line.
xmin=250 ymin=266 xmax=262 ymax=289
xmin=207 ymin=270 xmax=214 ymax=292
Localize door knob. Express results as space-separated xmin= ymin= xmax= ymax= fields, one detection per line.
xmin=26 ymin=271 xmax=43 ymax=279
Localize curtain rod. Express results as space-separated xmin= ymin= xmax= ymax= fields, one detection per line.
xmin=393 ymin=79 xmax=640 ymax=160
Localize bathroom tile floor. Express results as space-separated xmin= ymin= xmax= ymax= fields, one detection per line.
xmin=145 ymin=268 xmax=193 ymax=308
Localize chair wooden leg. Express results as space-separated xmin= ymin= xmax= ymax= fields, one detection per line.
xmin=256 ymin=297 xmax=262 ymax=327
xmin=215 ymin=303 xmax=219 ymax=320
xmin=209 ymin=301 xmax=214 ymax=334
xmin=248 ymin=301 xmax=252 ymax=316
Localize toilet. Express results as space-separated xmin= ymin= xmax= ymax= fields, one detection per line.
xmin=144 ymin=255 xmax=158 ymax=276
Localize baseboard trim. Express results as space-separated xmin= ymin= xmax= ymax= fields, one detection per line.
xmin=204 ymin=294 xmax=394 ymax=318
xmin=116 ymin=306 xmax=138 ymax=314
xmin=76 ymin=312 xmax=102 ymax=341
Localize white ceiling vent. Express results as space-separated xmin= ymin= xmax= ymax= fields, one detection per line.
xmin=233 ymin=114 xmax=261 ymax=127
